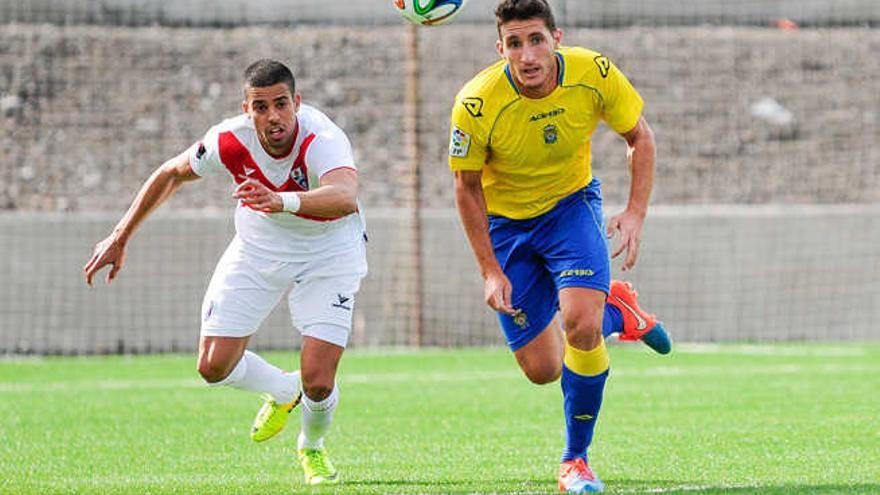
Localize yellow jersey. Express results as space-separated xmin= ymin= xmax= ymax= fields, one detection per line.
xmin=448 ymin=46 xmax=643 ymax=220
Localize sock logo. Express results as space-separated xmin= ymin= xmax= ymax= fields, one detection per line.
xmin=573 ymin=413 xmax=594 ymax=421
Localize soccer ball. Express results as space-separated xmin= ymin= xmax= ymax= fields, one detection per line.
xmin=393 ymin=0 xmax=469 ymax=26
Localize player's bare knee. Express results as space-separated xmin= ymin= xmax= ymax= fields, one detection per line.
xmin=564 ymin=318 xmax=603 ymax=350
xmin=197 ymin=358 xmax=230 ymax=383
xmin=523 ymin=362 xmax=562 ymax=385
xmin=302 ymin=382 xmax=333 ymax=401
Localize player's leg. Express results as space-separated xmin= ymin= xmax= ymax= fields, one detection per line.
xmin=584 ymin=179 xmax=671 ymax=353
xmin=288 ymin=248 xmax=365 ymax=486
xmin=512 ymin=315 xmax=564 ymax=384
xmin=296 ymin=333 xmax=344 ymax=485
xmin=197 ymin=239 xmax=302 ymax=440
xmin=539 ymin=182 xmax=611 ymax=493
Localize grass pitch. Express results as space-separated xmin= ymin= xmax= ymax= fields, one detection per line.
xmin=1 ymin=343 xmax=878 ymax=494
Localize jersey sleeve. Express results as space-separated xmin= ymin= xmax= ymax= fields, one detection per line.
xmin=188 ymin=125 xmax=224 ymax=177
xmin=595 ymin=57 xmax=644 ymax=134
xmin=305 ymin=127 xmax=356 ymax=178
xmin=447 ymin=95 xmax=488 ymax=172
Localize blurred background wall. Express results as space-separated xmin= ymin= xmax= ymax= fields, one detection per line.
xmin=2 ymin=1 xmax=878 ymax=353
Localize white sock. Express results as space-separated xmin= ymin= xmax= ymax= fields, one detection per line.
xmin=212 ymin=350 xmax=301 ymax=404
xmin=298 ymin=385 xmax=339 ymax=450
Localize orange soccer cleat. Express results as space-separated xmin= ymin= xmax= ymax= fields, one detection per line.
xmin=558 ymin=458 xmax=604 ymax=493
xmin=608 ymin=280 xmax=671 ymax=354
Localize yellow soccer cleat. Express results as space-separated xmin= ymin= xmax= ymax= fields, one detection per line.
xmin=250 ymin=393 xmax=301 ymax=443
xmin=298 ymin=448 xmax=339 ymax=485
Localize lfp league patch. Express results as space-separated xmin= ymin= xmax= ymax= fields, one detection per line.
xmin=449 ymin=126 xmax=471 ymax=158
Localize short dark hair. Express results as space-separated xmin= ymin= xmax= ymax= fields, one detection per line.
xmin=243 ymin=59 xmax=296 ymax=95
xmin=495 ymin=0 xmax=556 ymax=37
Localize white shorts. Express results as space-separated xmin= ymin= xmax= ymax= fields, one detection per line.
xmin=200 ymin=237 xmax=367 ymax=347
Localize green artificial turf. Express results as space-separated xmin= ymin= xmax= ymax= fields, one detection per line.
xmin=1 ymin=343 xmax=878 ymax=494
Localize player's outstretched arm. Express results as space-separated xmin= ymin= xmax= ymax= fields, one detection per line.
xmin=607 ymin=116 xmax=656 ymax=271
xmin=232 ymin=168 xmax=359 ymax=218
xmin=453 ymin=170 xmax=516 ymax=316
xmin=83 ymin=151 xmax=201 ymax=285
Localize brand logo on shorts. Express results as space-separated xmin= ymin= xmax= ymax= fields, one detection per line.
xmin=332 ymin=294 xmax=352 ymax=311
xmin=559 ymin=269 xmax=595 ymax=278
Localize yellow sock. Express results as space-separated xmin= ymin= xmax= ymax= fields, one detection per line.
xmin=563 ymin=339 xmax=610 ymax=376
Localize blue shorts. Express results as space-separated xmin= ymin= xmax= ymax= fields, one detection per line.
xmin=488 ymin=179 xmax=610 ymax=351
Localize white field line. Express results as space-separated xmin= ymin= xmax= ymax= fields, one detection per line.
xmin=1 ymin=362 xmax=878 ymax=393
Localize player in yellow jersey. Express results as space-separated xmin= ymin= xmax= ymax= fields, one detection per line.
xmin=449 ymin=1 xmax=670 ymax=492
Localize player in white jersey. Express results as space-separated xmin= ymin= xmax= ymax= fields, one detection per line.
xmin=83 ymin=59 xmax=365 ymax=486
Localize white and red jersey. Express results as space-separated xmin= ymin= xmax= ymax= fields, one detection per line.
xmin=189 ymin=104 xmax=366 ymax=262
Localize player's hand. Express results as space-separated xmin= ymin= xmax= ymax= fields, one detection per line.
xmin=83 ymin=235 xmax=127 ymax=286
xmin=484 ymin=269 xmax=516 ymax=315
xmin=607 ymin=209 xmax=645 ymax=271
xmin=233 ymin=178 xmax=282 ymax=212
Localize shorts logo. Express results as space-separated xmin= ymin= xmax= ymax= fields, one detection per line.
xmin=559 ymin=269 xmax=595 ymax=278
xmin=449 ymin=126 xmax=471 ymax=158
xmin=195 ymin=142 xmax=207 ymax=160
xmin=332 ymin=294 xmax=352 ymax=311
xmin=512 ymin=310 xmax=529 ymax=329
xmin=593 ymin=55 xmax=610 ymax=78
xmin=543 ymin=124 xmax=558 ymax=145
xmin=462 ymin=97 xmax=484 ymax=117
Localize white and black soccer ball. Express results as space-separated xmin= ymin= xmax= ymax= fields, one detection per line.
xmin=392 ymin=0 xmax=469 ymax=26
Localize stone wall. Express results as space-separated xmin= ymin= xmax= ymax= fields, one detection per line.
xmin=2 ymin=24 xmax=878 ymax=213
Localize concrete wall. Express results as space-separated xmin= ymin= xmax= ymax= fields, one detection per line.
xmin=2 ymin=205 xmax=878 ymax=354
xmin=2 ymin=0 xmax=878 ymax=26
xmin=3 ymin=24 xmax=878 ymax=213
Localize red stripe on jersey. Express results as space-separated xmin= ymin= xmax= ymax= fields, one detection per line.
xmin=218 ymin=131 xmax=349 ymax=222
xmin=218 ymin=131 xmax=286 ymax=191
xmin=277 ymin=133 xmax=316 ymax=193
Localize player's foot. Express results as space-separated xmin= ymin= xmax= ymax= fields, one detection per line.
xmin=298 ymin=448 xmax=339 ymax=485
xmin=250 ymin=392 xmax=302 ymax=442
xmin=558 ymin=458 xmax=604 ymax=493
xmin=608 ymin=280 xmax=672 ymax=354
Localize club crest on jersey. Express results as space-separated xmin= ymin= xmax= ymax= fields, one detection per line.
xmin=290 ymin=166 xmax=308 ymax=190
xmin=543 ymin=124 xmax=558 ymax=145
xmin=513 ymin=310 xmax=529 ymax=329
